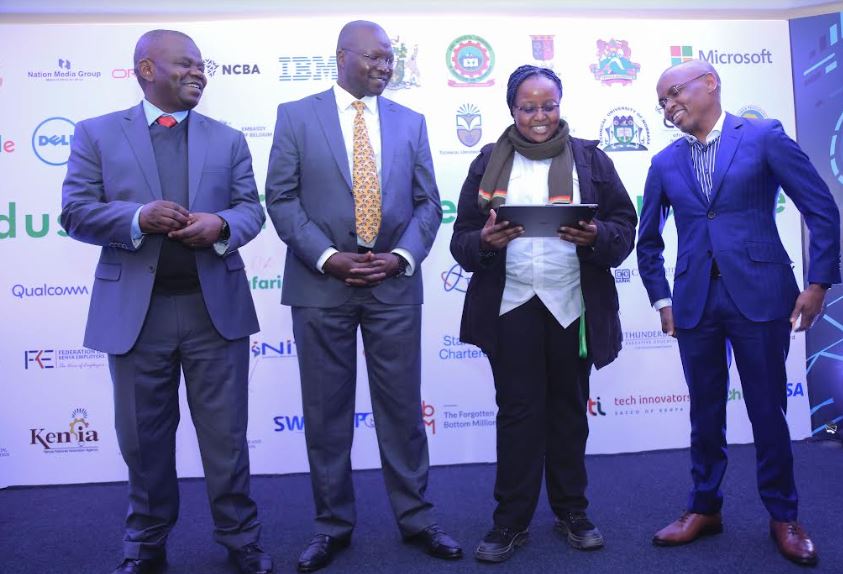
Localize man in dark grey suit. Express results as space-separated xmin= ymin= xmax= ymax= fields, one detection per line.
xmin=265 ymin=19 xmax=461 ymax=573
xmin=61 ymin=30 xmax=272 ymax=574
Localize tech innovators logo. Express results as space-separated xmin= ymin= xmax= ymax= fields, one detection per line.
xmin=32 ymin=117 xmax=75 ymax=166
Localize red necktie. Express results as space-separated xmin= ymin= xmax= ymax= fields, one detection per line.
xmin=156 ymin=115 xmax=177 ymax=128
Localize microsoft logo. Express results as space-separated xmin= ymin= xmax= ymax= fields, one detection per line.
xmin=670 ymin=45 xmax=694 ymax=66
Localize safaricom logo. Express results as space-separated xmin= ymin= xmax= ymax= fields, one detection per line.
xmin=671 ymin=45 xmax=772 ymax=65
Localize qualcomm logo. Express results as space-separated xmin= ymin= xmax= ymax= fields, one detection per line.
xmin=32 ymin=117 xmax=75 ymax=166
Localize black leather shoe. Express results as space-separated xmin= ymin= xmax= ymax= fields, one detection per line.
xmin=409 ymin=523 xmax=463 ymax=559
xmin=474 ymin=526 xmax=529 ymax=563
xmin=110 ymin=554 xmax=166 ymax=574
xmin=229 ymin=542 xmax=274 ymax=574
xmin=554 ymin=511 xmax=604 ymax=550
xmin=297 ymin=534 xmax=350 ymax=573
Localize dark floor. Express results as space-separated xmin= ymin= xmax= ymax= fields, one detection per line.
xmin=1 ymin=441 xmax=841 ymax=573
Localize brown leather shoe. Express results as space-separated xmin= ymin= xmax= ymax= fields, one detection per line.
xmin=652 ymin=512 xmax=723 ymax=546
xmin=770 ymin=520 xmax=818 ymax=566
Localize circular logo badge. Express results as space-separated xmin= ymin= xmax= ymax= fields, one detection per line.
xmin=32 ymin=117 xmax=76 ymax=166
xmin=446 ymin=35 xmax=495 ymax=85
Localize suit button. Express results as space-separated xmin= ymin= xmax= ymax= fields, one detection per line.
xmin=707 ymin=211 xmax=716 ymax=219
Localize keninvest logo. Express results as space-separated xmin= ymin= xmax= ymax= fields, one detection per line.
xmin=32 ymin=117 xmax=75 ymax=166
xmin=670 ymin=45 xmax=773 ymax=65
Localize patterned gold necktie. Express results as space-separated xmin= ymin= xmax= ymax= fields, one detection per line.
xmin=351 ymin=101 xmax=381 ymax=244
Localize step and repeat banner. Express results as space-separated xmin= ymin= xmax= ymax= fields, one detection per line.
xmin=0 ymin=15 xmax=810 ymax=487
xmin=790 ymin=11 xmax=843 ymax=440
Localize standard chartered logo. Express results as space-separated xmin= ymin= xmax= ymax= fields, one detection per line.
xmin=11 ymin=283 xmax=89 ymax=299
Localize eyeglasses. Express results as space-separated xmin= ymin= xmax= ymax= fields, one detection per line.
xmin=514 ymin=103 xmax=560 ymax=115
xmin=655 ymin=72 xmax=711 ymax=112
xmin=342 ymin=48 xmax=395 ymax=68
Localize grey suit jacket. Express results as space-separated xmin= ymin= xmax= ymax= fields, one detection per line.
xmin=265 ymin=88 xmax=442 ymax=307
xmin=61 ymin=102 xmax=264 ymax=354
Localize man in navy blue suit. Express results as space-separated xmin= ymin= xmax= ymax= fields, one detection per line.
xmin=637 ymin=59 xmax=839 ymax=567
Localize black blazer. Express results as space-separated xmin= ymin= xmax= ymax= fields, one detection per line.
xmin=450 ymin=138 xmax=638 ymax=369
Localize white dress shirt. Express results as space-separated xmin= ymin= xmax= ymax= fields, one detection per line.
xmin=500 ymin=152 xmax=583 ymax=329
xmin=316 ymin=84 xmax=415 ymax=275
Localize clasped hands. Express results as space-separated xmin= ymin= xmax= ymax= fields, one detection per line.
xmin=324 ymin=251 xmax=403 ymax=287
xmin=139 ymin=200 xmax=224 ymax=248
xmin=479 ymin=208 xmax=598 ymax=250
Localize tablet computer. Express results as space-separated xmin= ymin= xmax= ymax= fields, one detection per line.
xmin=495 ymin=204 xmax=598 ymax=238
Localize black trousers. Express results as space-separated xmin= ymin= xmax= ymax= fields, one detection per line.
xmin=488 ymin=296 xmax=591 ymax=530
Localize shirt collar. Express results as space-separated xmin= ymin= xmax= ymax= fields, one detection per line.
xmin=333 ymin=84 xmax=379 ymax=117
xmin=142 ymin=99 xmax=190 ymax=126
xmin=684 ymin=110 xmax=726 ymax=145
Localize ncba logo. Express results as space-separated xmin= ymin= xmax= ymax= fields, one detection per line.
xmin=203 ymin=59 xmax=261 ymax=77
xmin=589 ymin=38 xmax=640 ymax=86
xmin=446 ymin=35 xmax=495 ymax=87
xmin=30 ymin=408 xmax=100 ymax=451
xmin=456 ymin=103 xmax=482 ymax=147
xmin=32 ymin=117 xmax=75 ymax=166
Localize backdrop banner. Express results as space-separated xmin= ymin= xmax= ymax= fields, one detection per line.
xmin=790 ymin=11 xmax=843 ymax=442
xmin=0 ymin=16 xmax=810 ymax=487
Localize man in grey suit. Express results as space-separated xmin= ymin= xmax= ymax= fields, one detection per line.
xmin=265 ymin=20 xmax=461 ymax=573
xmin=61 ymin=30 xmax=272 ymax=574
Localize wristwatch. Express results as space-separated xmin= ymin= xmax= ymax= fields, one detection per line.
xmin=219 ymin=218 xmax=231 ymax=241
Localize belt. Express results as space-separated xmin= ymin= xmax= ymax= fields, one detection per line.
xmin=710 ymin=258 xmax=721 ymax=279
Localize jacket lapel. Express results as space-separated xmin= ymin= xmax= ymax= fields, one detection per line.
xmin=708 ymin=113 xmax=742 ymax=205
xmin=187 ymin=110 xmax=208 ymax=209
xmin=314 ymin=89 xmax=353 ymax=191
xmin=672 ymin=138 xmax=707 ymax=206
xmin=121 ymin=102 xmax=162 ymax=200
xmin=378 ymin=97 xmax=395 ymax=194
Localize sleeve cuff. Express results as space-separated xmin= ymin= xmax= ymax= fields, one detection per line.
xmin=653 ymin=298 xmax=672 ymax=311
xmin=317 ymin=247 xmax=339 ymax=273
xmin=391 ymin=248 xmax=415 ymax=276
xmin=131 ymin=206 xmax=145 ymax=249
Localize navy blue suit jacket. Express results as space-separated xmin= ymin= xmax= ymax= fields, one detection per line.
xmin=637 ymin=113 xmax=840 ymax=329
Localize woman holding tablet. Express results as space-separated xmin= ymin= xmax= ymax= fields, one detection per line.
xmin=450 ymin=65 xmax=637 ymax=563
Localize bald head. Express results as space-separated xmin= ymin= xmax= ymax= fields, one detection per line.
xmin=335 ymin=20 xmax=393 ymax=99
xmin=134 ymin=29 xmax=194 ymax=74
xmin=132 ymin=29 xmax=206 ymax=112
xmin=656 ymin=59 xmax=722 ymax=141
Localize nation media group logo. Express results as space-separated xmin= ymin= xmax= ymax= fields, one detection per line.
xmin=446 ymin=34 xmax=495 ymax=87
xmin=32 ymin=117 xmax=75 ymax=166
xmin=27 ymin=58 xmax=103 ymax=82
xmin=388 ymin=36 xmax=421 ymax=90
xmin=278 ymin=55 xmax=336 ymax=82
xmin=30 ymin=408 xmax=100 ymax=453
xmin=590 ymin=38 xmax=641 ymax=86
xmin=669 ymin=45 xmax=773 ymax=65
xmin=202 ymin=58 xmax=262 ymax=77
